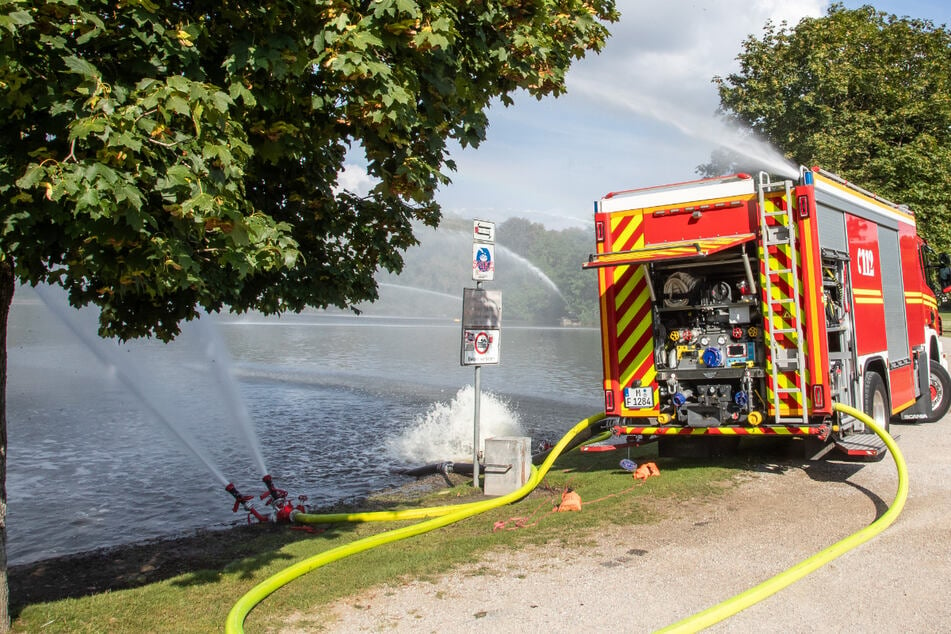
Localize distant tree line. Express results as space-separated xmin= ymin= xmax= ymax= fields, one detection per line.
xmin=495 ymin=217 xmax=599 ymax=325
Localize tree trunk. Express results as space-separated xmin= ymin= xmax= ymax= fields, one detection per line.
xmin=0 ymin=261 xmax=13 ymax=632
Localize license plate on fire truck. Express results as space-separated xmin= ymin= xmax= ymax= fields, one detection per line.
xmin=623 ymin=387 xmax=654 ymax=409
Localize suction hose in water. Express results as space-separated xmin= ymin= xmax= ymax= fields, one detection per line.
xmin=658 ymin=402 xmax=908 ymax=632
xmin=291 ymin=429 xmax=612 ymax=526
xmin=225 ymin=412 xmax=606 ymax=633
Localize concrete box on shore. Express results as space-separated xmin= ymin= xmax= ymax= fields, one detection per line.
xmin=483 ymin=436 xmax=531 ymax=496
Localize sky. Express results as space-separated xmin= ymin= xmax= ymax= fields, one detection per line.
xmin=340 ymin=0 xmax=950 ymax=231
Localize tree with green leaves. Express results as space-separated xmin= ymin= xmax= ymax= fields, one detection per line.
xmin=0 ymin=0 xmax=618 ymax=627
xmin=704 ymin=3 xmax=951 ymax=251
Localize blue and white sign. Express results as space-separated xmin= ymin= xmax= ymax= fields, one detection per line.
xmin=472 ymin=244 xmax=495 ymax=281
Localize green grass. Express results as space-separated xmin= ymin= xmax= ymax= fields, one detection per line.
xmin=12 ymin=446 xmax=747 ymax=633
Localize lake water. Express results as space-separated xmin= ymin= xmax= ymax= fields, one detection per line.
xmin=6 ymin=288 xmax=603 ymax=565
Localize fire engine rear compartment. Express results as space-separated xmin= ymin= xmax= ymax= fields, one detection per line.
xmin=650 ymin=244 xmax=769 ymax=428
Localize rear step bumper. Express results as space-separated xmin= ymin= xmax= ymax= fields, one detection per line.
xmin=834 ymin=432 xmax=888 ymax=458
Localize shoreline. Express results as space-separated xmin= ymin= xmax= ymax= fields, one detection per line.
xmin=9 ymin=471 xmax=469 ymax=612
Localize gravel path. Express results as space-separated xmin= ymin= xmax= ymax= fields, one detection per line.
xmin=301 ymin=415 xmax=951 ymax=633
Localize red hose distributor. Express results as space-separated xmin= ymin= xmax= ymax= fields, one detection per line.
xmin=260 ymin=475 xmax=307 ymax=523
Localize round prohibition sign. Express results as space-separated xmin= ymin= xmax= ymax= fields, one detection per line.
xmin=474 ymin=331 xmax=491 ymax=355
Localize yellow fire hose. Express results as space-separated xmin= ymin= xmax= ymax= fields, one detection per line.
xmin=227 ymin=404 xmax=905 ymax=633
xmin=225 ymin=412 xmax=607 ymax=633
xmin=657 ymin=402 xmax=908 ymax=632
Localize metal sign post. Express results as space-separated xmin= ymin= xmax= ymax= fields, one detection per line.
xmin=462 ymin=220 xmax=499 ymax=490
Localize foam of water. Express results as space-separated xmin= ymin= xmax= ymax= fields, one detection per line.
xmin=387 ymin=385 xmax=525 ymax=463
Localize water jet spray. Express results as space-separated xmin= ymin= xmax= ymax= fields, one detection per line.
xmin=197 ymin=315 xmax=270 ymax=477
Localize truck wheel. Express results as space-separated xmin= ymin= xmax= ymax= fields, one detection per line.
xmin=926 ymin=360 xmax=951 ymax=423
xmin=862 ymin=371 xmax=889 ymax=434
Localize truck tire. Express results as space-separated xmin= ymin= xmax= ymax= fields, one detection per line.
xmin=863 ymin=371 xmax=889 ymax=434
xmin=925 ymin=360 xmax=951 ymax=423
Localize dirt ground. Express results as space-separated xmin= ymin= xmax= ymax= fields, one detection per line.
xmin=313 ymin=418 xmax=951 ymax=633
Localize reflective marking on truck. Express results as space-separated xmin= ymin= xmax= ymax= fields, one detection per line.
xmin=905 ymin=291 xmax=937 ymax=308
xmin=614 ymin=264 xmax=657 ymax=408
xmin=614 ymin=426 xmax=819 ymax=436
xmin=611 ymin=213 xmax=645 ymax=253
xmin=796 ymin=192 xmax=827 ymax=407
xmin=853 ymin=288 xmax=884 ymax=305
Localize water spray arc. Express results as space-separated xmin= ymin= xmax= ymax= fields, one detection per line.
xmin=401 ymin=229 xmax=567 ymax=304
xmin=493 ymin=243 xmax=566 ymax=301
xmin=196 ymin=316 xmax=269 ymax=477
xmin=377 ymin=283 xmax=462 ymax=303
xmin=32 ymin=285 xmax=283 ymax=525
xmin=568 ymin=77 xmax=800 ymax=180
xmin=33 ymin=285 xmax=232 ymax=486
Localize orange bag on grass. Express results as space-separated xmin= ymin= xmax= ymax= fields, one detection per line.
xmin=556 ymin=490 xmax=582 ymax=512
xmin=634 ymin=461 xmax=660 ymax=482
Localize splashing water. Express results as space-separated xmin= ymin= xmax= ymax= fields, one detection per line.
xmin=387 ymin=386 xmax=525 ymax=463
xmin=196 ymin=315 xmax=269 ymax=477
xmin=32 ymin=285 xmax=231 ymax=486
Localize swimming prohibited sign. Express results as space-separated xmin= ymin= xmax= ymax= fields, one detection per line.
xmin=461 ymin=288 xmax=501 ymax=365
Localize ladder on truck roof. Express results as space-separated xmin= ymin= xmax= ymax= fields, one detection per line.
xmin=758 ymin=173 xmax=809 ymax=425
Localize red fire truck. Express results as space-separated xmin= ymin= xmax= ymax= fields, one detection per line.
xmin=584 ymin=167 xmax=951 ymax=458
